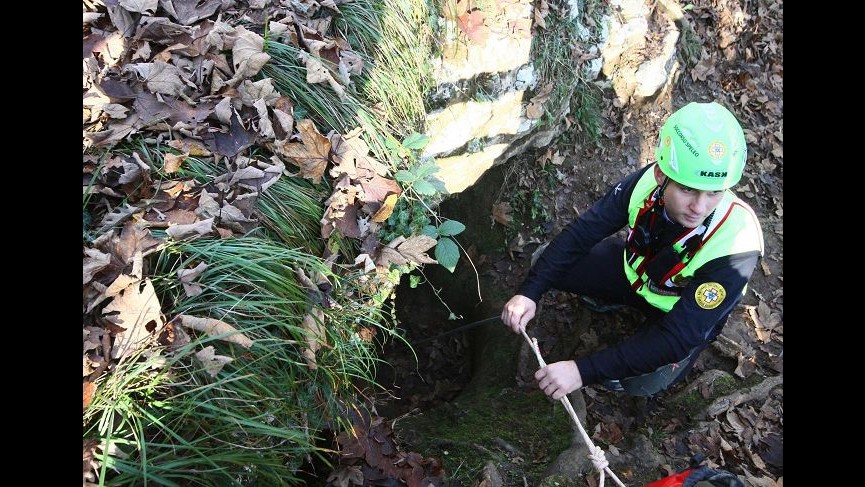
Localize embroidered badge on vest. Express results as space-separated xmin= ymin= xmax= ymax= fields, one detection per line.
xmin=695 ymin=282 xmax=726 ymax=309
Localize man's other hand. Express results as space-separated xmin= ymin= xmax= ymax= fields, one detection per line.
xmin=535 ymin=360 xmax=583 ymax=400
xmin=501 ymin=294 xmax=537 ymax=333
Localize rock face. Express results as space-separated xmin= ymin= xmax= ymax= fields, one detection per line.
xmin=601 ymin=0 xmax=680 ymax=105
xmin=426 ymin=0 xmax=682 ymax=195
xmin=422 ymin=0 xmax=544 ymax=194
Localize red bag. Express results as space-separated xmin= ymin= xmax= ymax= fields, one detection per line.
xmin=644 ymin=466 xmax=743 ymax=487
xmin=644 ymin=469 xmax=694 ymax=487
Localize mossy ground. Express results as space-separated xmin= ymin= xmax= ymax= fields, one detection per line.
xmin=394 ymin=385 xmax=573 ymax=485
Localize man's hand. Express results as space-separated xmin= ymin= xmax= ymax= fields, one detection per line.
xmin=535 ymin=360 xmax=583 ymax=400
xmin=501 ymin=295 xmax=537 ymax=333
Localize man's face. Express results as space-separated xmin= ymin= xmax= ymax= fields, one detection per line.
xmin=654 ymin=166 xmax=725 ymax=228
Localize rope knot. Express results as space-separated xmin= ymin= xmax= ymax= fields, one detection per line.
xmin=588 ymin=445 xmax=609 ymax=471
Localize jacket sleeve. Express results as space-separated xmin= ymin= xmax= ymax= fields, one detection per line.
xmin=575 ymin=250 xmax=761 ymax=386
xmin=517 ymin=165 xmax=650 ymax=302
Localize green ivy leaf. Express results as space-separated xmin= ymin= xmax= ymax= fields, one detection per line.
xmin=402 ymin=132 xmax=430 ymax=150
xmin=415 ymin=162 xmax=439 ymax=178
xmin=409 ymin=274 xmax=422 ymax=288
xmin=428 ymin=177 xmax=448 ymax=194
xmin=435 ymin=237 xmax=460 ymax=273
xmin=412 ymin=179 xmax=437 ymax=195
xmin=421 ymin=225 xmax=438 ymax=238
xmin=437 ymin=220 xmax=465 ymax=236
xmin=387 ymin=267 xmax=402 ymax=284
xmin=385 ymin=137 xmax=400 ymax=149
xmin=394 ymin=170 xmax=415 ymax=182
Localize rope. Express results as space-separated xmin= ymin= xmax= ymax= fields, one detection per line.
xmin=520 ymin=329 xmax=627 ymax=487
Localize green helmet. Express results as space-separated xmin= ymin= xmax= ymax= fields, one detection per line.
xmin=655 ymin=102 xmax=747 ymax=191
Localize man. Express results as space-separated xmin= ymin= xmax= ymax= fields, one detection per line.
xmin=501 ymin=102 xmax=764 ymax=399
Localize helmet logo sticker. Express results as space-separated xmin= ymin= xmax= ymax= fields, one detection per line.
xmin=708 ymin=141 xmax=726 ymax=161
xmin=664 ymin=135 xmax=671 ymax=147
xmin=669 ymin=144 xmax=679 ymax=172
xmin=695 ymin=282 xmax=726 ymax=310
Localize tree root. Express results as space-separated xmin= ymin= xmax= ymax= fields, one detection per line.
xmin=703 ymin=375 xmax=783 ymax=419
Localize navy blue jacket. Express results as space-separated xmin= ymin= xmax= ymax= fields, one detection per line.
xmin=518 ymin=165 xmax=761 ymax=386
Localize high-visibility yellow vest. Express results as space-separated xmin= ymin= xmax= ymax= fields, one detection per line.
xmin=623 ymin=167 xmax=764 ymax=311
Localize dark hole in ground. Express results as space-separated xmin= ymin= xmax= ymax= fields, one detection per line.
xmin=374 ymin=271 xmax=481 ymax=418
xmin=374 ymin=162 xmax=514 ymax=418
xmin=297 ymin=163 xmax=514 ymax=486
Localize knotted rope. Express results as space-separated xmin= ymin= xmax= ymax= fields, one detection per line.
xmin=520 ymin=329 xmax=626 ymax=487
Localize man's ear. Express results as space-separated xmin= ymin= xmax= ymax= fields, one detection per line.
xmin=653 ymin=164 xmax=666 ymax=186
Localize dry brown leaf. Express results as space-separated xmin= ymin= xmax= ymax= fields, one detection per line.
xmin=353 ymin=253 xmax=376 ymax=273
xmin=166 ymin=218 xmax=214 ymax=240
xmin=360 ymin=175 xmax=402 ymax=208
xmin=214 ymin=97 xmax=233 ymax=125
xmin=105 ymin=3 xmax=137 ymax=37
xmin=203 ymin=20 xmax=236 ymax=52
xmin=457 ymin=10 xmax=489 ymax=44
xmin=168 ymin=0 xmax=222 ymax=25
xmin=177 ymin=262 xmax=208 ymax=297
xmin=139 ymin=61 xmax=191 ymax=97
xmin=534 ymin=0 xmax=549 ymax=28
xmin=194 ymin=192 xmax=255 ymax=233
xmin=163 ymin=152 xmax=187 ymax=173
xmin=321 ymin=189 xmax=361 ymax=239
xmin=273 ymin=99 xmax=294 ymax=135
xmin=491 ymin=202 xmax=513 ymax=226
xmin=734 ymin=352 xmax=756 ymax=378
xmin=525 ymin=100 xmax=544 ymax=119
xmin=179 ymin=314 xmax=254 ymax=348
xmin=84 ymin=113 xmax=141 ymax=148
xmin=238 ymin=78 xmax=280 ymax=107
xmin=83 ymin=381 xmax=96 ymax=410
xmin=396 ymin=235 xmax=438 ymax=264
xmin=83 ymin=354 xmax=99 ymax=378
xmin=102 ymin=104 xmax=130 ymax=119
xmin=118 ymin=0 xmax=158 ymax=14
xmin=103 ymin=278 xmax=164 ymax=359
xmin=301 ymin=307 xmax=326 ymax=370
xmin=339 ymin=51 xmax=364 ymax=82
xmin=271 ymin=119 xmax=331 ymax=184
xmin=377 ymin=246 xmax=408 ymax=267
xmin=746 ymin=306 xmax=769 ymax=343
xmin=327 ymin=465 xmax=364 ymax=487
xmin=371 ymin=193 xmax=399 ymax=223
xmin=195 ymin=345 xmax=233 ymax=377
xmin=229 ymin=27 xmax=270 ymax=82
xmin=253 ymin=99 xmax=276 ymax=139
xmin=227 ymin=158 xmax=279 ymax=188
xmin=691 ymin=56 xmax=716 ymax=81
xmin=87 ymin=273 xmax=138 ymax=313
xmin=299 ymin=51 xmax=346 ymax=99
xmin=83 ymin=248 xmax=111 ymax=285
xmin=168 ymin=138 xmax=211 ymax=157
xmin=96 ymin=220 xmax=159 ymax=272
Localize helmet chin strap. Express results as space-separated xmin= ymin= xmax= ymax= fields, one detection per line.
xmin=658 ymin=176 xmax=671 ymax=201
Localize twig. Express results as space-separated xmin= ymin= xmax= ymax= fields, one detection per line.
xmin=452 ymin=236 xmax=482 ymax=303
xmin=417 ymin=267 xmax=462 ymax=319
